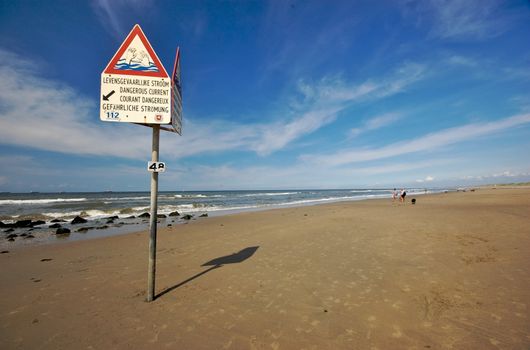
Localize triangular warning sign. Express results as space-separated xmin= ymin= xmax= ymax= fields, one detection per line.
xmin=103 ymin=24 xmax=168 ymax=78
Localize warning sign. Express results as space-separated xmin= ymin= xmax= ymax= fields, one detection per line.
xmin=100 ymin=25 xmax=172 ymax=126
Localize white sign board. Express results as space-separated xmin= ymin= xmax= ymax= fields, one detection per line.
xmin=100 ymin=25 xmax=172 ymax=126
xmin=147 ymin=161 xmax=166 ymax=172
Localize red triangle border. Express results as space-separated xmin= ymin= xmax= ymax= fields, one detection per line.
xmin=103 ymin=24 xmax=168 ymax=78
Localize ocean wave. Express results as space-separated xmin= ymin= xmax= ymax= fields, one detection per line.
xmin=240 ymin=192 xmax=299 ymax=197
xmin=102 ymin=196 xmax=150 ymax=201
xmin=0 ymin=198 xmax=88 ymax=205
xmin=173 ymin=194 xmax=224 ymax=199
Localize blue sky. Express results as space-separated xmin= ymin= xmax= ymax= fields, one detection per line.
xmin=1 ymin=0 xmax=530 ymax=192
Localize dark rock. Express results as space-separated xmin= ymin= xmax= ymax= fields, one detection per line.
xmin=106 ymin=219 xmax=115 ymax=224
xmin=125 ymin=215 xmax=136 ymax=219
xmin=8 ymin=238 xmax=15 ymax=242
xmin=76 ymin=227 xmax=94 ymax=233
xmin=31 ymin=220 xmax=46 ymax=226
xmin=49 ymin=223 xmax=62 ymax=229
xmin=0 ymin=221 xmax=8 ymax=228
xmin=20 ymin=233 xmax=27 ymax=237
xmin=168 ymin=211 xmax=180 ymax=217
xmin=411 ymin=198 xmax=416 ymax=205
xmin=56 ymin=228 xmax=71 ymax=235
xmin=138 ymin=212 xmax=150 ymax=218
xmin=199 ymin=213 xmax=208 ymax=218
xmin=181 ymin=214 xmax=193 ymax=220
xmin=96 ymin=225 xmax=109 ymax=230
xmin=5 ymin=228 xmax=14 ymax=233
xmin=105 ymin=215 xmax=119 ymax=220
xmin=14 ymin=220 xmax=32 ymax=228
xmin=40 ymin=258 xmax=53 ymax=262
xmin=50 ymin=219 xmax=66 ymax=223
xmin=167 ymin=224 xmax=172 ymax=227
xmin=71 ymin=216 xmax=88 ymax=224
xmin=0 ymin=250 xmax=9 ymax=254
xmin=157 ymin=214 xmax=167 ymax=219
xmin=6 ymin=234 xmax=18 ymax=239
xmin=25 ymin=235 xmax=34 ymax=239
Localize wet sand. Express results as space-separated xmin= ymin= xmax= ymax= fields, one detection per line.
xmin=1 ymin=188 xmax=529 ymax=349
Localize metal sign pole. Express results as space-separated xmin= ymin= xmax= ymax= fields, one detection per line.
xmin=147 ymin=125 xmax=160 ymax=302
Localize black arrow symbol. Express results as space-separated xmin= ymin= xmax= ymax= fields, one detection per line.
xmin=103 ymin=90 xmax=115 ymax=101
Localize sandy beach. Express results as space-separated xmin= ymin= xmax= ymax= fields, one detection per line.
xmin=1 ymin=188 xmax=529 ymax=349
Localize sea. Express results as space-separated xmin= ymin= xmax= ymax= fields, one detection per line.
xmin=0 ymin=188 xmax=445 ymax=246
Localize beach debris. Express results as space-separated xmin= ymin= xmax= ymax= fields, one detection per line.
xmin=0 ymin=250 xmax=8 ymax=254
xmin=71 ymin=216 xmax=88 ymax=224
xmin=50 ymin=219 xmax=66 ymax=223
xmin=139 ymin=212 xmax=150 ymax=218
xmin=56 ymin=228 xmax=71 ymax=235
xmin=199 ymin=213 xmax=208 ymax=218
xmin=49 ymin=223 xmax=62 ymax=229
xmin=169 ymin=211 xmax=180 ymax=217
xmin=40 ymin=258 xmax=53 ymax=262
xmin=181 ymin=214 xmax=193 ymax=220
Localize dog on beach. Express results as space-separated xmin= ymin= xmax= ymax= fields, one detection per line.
xmin=411 ymin=198 xmax=416 ymax=205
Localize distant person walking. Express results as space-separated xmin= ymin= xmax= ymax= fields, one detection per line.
xmin=392 ymin=188 xmax=398 ymax=201
xmin=400 ymin=188 xmax=407 ymax=203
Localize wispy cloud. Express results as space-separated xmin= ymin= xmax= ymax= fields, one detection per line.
xmin=303 ymin=113 xmax=530 ymax=166
xmin=405 ymin=0 xmax=513 ymax=40
xmin=416 ymin=175 xmax=434 ymax=183
xmin=447 ymin=55 xmax=477 ymax=67
xmin=249 ymin=62 xmax=425 ymax=155
xmin=91 ymin=0 xmax=154 ymax=39
xmin=0 ymin=49 xmax=426 ymax=159
xmin=350 ymin=113 xmax=402 ymax=138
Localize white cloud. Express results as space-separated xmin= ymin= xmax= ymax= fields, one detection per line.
xmin=416 ymin=175 xmax=434 ymax=183
xmin=460 ymin=170 xmax=530 ymax=182
xmin=350 ymin=113 xmax=402 ymax=138
xmin=447 ymin=55 xmax=477 ymax=67
xmin=91 ymin=0 xmax=154 ymax=39
xmin=0 ymin=49 xmax=427 ymax=159
xmin=303 ymin=113 xmax=530 ymax=166
xmin=424 ymin=0 xmax=509 ymax=40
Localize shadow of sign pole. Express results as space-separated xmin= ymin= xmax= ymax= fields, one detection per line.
xmin=156 ymin=246 xmax=259 ymax=299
